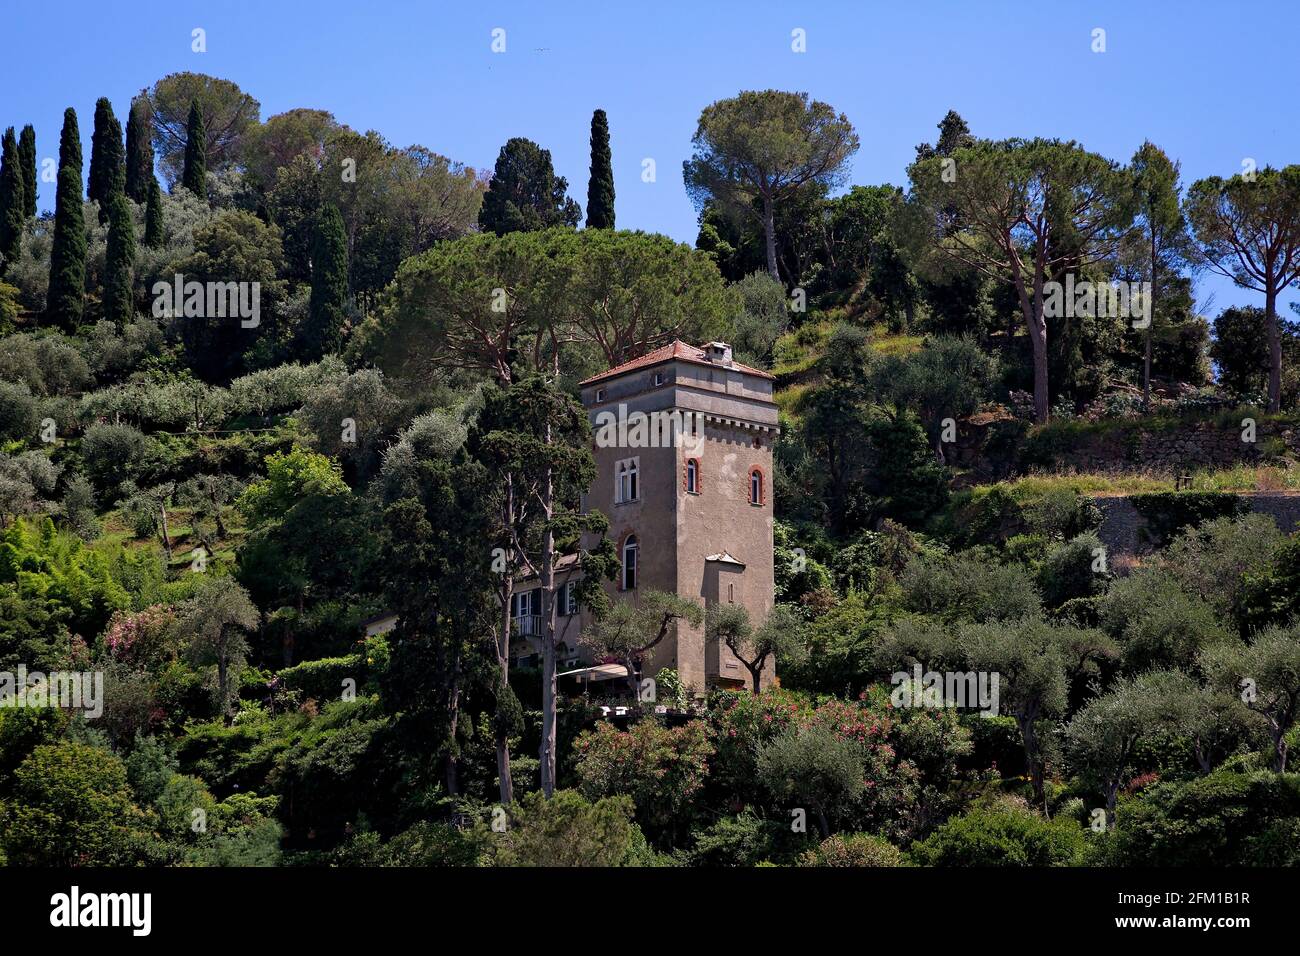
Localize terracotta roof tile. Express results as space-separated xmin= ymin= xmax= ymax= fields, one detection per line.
xmin=578 ymin=340 xmax=775 ymax=386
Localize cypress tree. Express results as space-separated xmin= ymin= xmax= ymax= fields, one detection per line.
xmin=17 ymin=125 xmax=37 ymax=218
xmin=103 ymin=192 xmax=136 ymax=325
xmin=181 ymin=100 xmax=207 ymax=198
xmin=125 ymin=98 xmax=153 ymax=203
xmin=304 ymin=203 xmax=348 ymax=358
xmin=47 ymin=164 xmax=87 ymax=330
xmin=88 ymin=97 xmax=124 ymax=221
xmin=0 ymin=129 xmax=22 ymax=271
xmin=585 ymin=108 xmax=615 ymax=229
xmin=58 ymin=108 xmax=82 ymax=175
xmin=144 ymin=176 xmax=163 ymax=248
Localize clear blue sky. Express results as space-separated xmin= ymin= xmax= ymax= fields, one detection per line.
xmin=3 ymin=0 xmax=1291 ymax=313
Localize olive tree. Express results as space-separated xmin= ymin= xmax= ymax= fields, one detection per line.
xmin=1203 ymin=623 xmax=1300 ymax=772
xmin=706 ymin=602 xmax=807 ymax=694
xmin=580 ymin=589 xmax=702 ymax=699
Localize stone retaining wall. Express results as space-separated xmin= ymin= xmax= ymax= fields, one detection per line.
xmin=1092 ymin=493 xmax=1300 ymax=558
xmin=953 ymin=416 xmax=1300 ymax=479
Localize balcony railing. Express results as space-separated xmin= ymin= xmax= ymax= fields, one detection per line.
xmin=513 ymin=615 xmax=544 ymax=637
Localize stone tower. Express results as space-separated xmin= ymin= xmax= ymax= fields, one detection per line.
xmin=576 ymin=340 xmax=780 ymax=693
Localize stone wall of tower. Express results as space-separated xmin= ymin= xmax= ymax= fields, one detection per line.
xmin=580 ymin=348 xmax=779 ymax=695
xmin=674 ymin=419 xmax=775 ymax=691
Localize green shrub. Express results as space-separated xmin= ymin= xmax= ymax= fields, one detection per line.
xmin=81 ymin=422 xmax=160 ymax=501
xmin=909 ymin=802 xmax=1088 ymax=867
xmin=487 ymin=790 xmax=635 ymax=867
xmin=689 ymin=812 xmax=796 ymax=867
xmin=1036 ymin=533 xmax=1108 ymax=610
xmin=1097 ymin=770 xmax=1300 ymax=866
xmin=1 ymin=742 xmax=159 ymax=865
xmin=900 ymin=550 xmax=1042 ymax=624
xmin=1099 ymin=568 xmax=1233 ymax=673
xmin=0 ymin=380 xmax=39 ymax=442
xmin=277 ymin=654 xmax=362 ymax=703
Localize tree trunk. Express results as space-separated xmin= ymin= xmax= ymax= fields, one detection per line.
xmin=815 ymin=807 xmax=830 ymax=840
xmin=159 ymin=502 xmax=172 ymax=558
xmin=1266 ymin=285 xmax=1282 ymax=413
xmin=1018 ymin=714 xmax=1047 ymax=812
xmin=494 ymin=614 xmax=515 ymax=805
xmin=539 ymin=425 xmax=559 ymax=798
xmin=1143 ymin=328 xmax=1153 ymax=410
xmin=217 ymin=648 xmax=231 ymax=724
xmin=283 ymin=593 xmax=302 ymax=667
xmin=1009 ymin=249 xmax=1050 ymax=423
xmin=624 ymin=654 xmax=640 ymax=699
xmin=1273 ymin=727 xmax=1288 ymax=773
xmin=1143 ymin=235 xmax=1156 ymax=410
xmin=762 ymin=193 xmax=779 ymax=281
xmin=496 ymin=477 xmax=515 ymax=806
xmin=1030 ymin=317 xmax=1049 ymax=425
xmin=1193 ymin=739 xmax=1211 ymax=775
xmin=445 ymin=652 xmax=461 ymax=796
xmin=495 ymin=736 xmax=513 ymax=804
xmin=540 ymin=612 xmax=557 ymax=796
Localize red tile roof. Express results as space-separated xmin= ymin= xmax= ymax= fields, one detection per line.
xmin=578 ymin=340 xmax=775 ymax=386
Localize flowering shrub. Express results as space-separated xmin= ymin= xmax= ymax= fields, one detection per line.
xmin=798 ymin=832 xmax=906 ymax=867
xmin=102 ymin=605 xmax=177 ymax=667
xmin=706 ymin=686 xmax=970 ymax=842
xmin=573 ymin=718 xmax=713 ymax=840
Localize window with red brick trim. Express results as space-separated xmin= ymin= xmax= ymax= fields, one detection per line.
xmin=621 ymin=534 xmax=638 ymax=590
xmin=685 ymin=457 xmax=700 ymax=494
xmin=748 ymin=466 xmax=765 ymax=505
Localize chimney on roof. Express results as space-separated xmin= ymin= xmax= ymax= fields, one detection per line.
xmin=704 ymin=341 xmax=732 ymax=364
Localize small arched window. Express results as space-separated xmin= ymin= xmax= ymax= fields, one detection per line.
xmin=686 ymin=458 xmax=699 ymax=494
xmin=749 ymin=468 xmax=763 ymax=506
xmin=616 ymin=458 xmax=639 ymax=503
xmin=622 ymin=535 xmax=638 ymax=590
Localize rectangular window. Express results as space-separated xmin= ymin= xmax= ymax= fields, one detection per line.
xmin=653 ymin=372 xmax=665 ymax=387
xmin=561 ymin=582 xmax=579 ymax=616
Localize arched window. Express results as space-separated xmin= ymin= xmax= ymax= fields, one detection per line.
xmin=686 ymin=458 xmax=699 ymax=494
xmin=749 ymin=468 xmax=763 ymax=505
xmin=622 ymin=535 xmax=638 ymax=590
xmin=616 ymin=458 xmax=639 ymax=503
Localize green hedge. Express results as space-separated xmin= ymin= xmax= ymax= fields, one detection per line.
xmin=277 ymin=654 xmax=362 ymax=702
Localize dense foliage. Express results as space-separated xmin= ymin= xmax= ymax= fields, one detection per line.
xmin=1 ymin=73 xmax=1298 ymax=870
